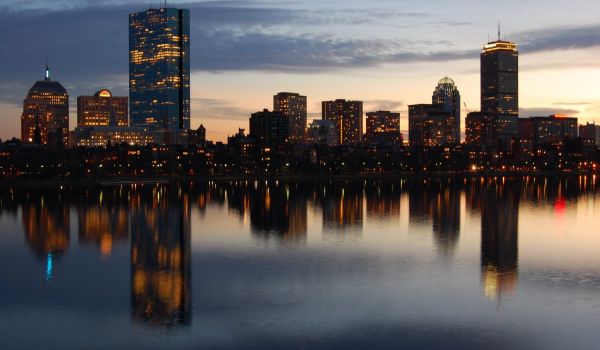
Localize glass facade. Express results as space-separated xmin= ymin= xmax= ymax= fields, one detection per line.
xmin=129 ymin=7 xmax=190 ymax=137
xmin=432 ymin=77 xmax=461 ymax=144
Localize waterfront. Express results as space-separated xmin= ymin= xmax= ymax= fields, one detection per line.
xmin=0 ymin=177 xmax=599 ymax=349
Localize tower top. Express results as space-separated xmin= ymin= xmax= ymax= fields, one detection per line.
xmin=44 ymin=65 xmax=50 ymax=81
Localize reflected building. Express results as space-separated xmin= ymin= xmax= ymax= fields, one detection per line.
xmin=130 ymin=186 xmax=191 ymax=327
xmin=365 ymin=181 xmax=401 ymax=219
xmin=21 ymin=191 xmax=70 ymax=281
xmin=480 ymin=180 xmax=519 ymax=300
xmin=249 ymin=183 xmax=307 ymax=243
xmin=321 ymin=183 xmax=363 ymax=237
xmin=78 ymin=188 xmax=129 ymax=258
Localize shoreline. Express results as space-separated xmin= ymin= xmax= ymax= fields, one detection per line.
xmin=1 ymin=171 xmax=597 ymax=188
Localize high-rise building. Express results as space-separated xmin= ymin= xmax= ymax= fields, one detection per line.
xmin=77 ymin=89 xmax=128 ymax=127
xmin=579 ymin=122 xmax=600 ymax=146
xmin=432 ymin=77 xmax=461 ymax=143
xmin=21 ymin=66 xmax=69 ymax=146
xmin=129 ymin=7 xmax=190 ymax=140
xmin=322 ymin=99 xmax=363 ymax=144
xmin=408 ymin=104 xmax=452 ymax=147
xmin=481 ymin=34 xmax=518 ymax=117
xmin=365 ymin=110 xmax=402 ymax=145
xmin=465 ymin=112 xmax=494 ymax=146
xmin=519 ymin=115 xmax=578 ymax=145
xmin=249 ymin=109 xmax=289 ymax=169
xmin=273 ymin=92 xmax=307 ymax=143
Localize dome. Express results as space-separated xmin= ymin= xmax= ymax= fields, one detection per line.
xmin=95 ymin=89 xmax=112 ymax=98
xmin=438 ymin=77 xmax=455 ymax=86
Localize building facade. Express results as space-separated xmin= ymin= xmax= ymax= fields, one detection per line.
xmin=579 ymin=122 xmax=600 ymax=146
xmin=306 ymin=120 xmax=338 ymax=146
xmin=481 ymin=38 xmax=519 ymax=117
xmin=322 ymin=99 xmax=363 ymax=144
xmin=77 ymin=89 xmax=128 ymax=127
xmin=432 ymin=77 xmax=461 ymax=143
xmin=408 ymin=104 xmax=452 ymax=147
xmin=365 ymin=110 xmax=402 ymax=145
xmin=21 ymin=66 xmax=69 ymax=146
xmin=273 ymin=92 xmax=307 ymax=143
xmin=72 ymin=126 xmax=158 ymax=147
xmin=519 ymin=115 xmax=578 ymax=145
xmin=129 ymin=7 xmax=190 ymax=141
xmin=249 ymin=109 xmax=289 ymax=169
xmin=465 ymin=112 xmax=494 ymax=146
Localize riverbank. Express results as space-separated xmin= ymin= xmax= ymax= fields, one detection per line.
xmin=0 ymin=170 xmax=597 ymax=188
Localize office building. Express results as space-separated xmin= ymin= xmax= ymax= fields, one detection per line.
xmin=273 ymin=92 xmax=307 ymax=143
xmin=21 ymin=66 xmax=69 ymax=146
xmin=432 ymin=77 xmax=461 ymax=143
xmin=365 ymin=110 xmax=402 ymax=145
xmin=408 ymin=104 xmax=452 ymax=147
xmin=481 ymin=33 xmax=519 ymax=117
xmin=72 ymin=126 xmax=158 ymax=147
xmin=465 ymin=112 xmax=494 ymax=146
xmin=519 ymin=115 xmax=578 ymax=145
xmin=322 ymin=99 xmax=363 ymax=144
xmin=77 ymin=89 xmax=128 ymax=127
xmin=129 ymin=7 xmax=190 ymax=141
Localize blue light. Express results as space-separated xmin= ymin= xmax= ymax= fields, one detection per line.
xmin=45 ymin=253 xmax=53 ymax=282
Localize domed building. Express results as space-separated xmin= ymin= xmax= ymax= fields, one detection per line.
xmin=432 ymin=77 xmax=461 ymax=144
xmin=21 ymin=66 xmax=69 ymax=146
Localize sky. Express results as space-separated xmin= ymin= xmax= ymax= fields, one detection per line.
xmin=1 ymin=0 xmax=600 ymax=142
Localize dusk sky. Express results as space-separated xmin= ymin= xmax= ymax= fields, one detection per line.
xmin=2 ymin=0 xmax=600 ymax=142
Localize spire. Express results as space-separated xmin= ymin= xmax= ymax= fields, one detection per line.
xmin=44 ymin=64 xmax=50 ymax=81
xmin=497 ymin=17 xmax=501 ymax=41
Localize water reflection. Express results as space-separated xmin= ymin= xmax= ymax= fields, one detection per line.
xmin=318 ymin=182 xmax=364 ymax=238
xmin=130 ymin=186 xmax=192 ymax=327
xmin=479 ymin=179 xmax=520 ymax=301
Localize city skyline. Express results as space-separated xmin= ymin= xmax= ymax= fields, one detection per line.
xmin=2 ymin=0 xmax=600 ymax=142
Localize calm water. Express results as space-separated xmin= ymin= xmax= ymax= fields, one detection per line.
xmin=1 ymin=177 xmax=599 ymax=349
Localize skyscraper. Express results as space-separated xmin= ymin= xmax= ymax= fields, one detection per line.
xmin=322 ymin=99 xmax=363 ymax=144
xmin=273 ymin=92 xmax=307 ymax=143
xmin=432 ymin=77 xmax=461 ymax=144
xmin=481 ymin=33 xmax=518 ymax=117
xmin=129 ymin=7 xmax=190 ymax=141
xmin=21 ymin=66 xmax=69 ymax=146
xmin=77 ymin=89 xmax=128 ymax=127
xmin=249 ymin=109 xmax=289 ymax=170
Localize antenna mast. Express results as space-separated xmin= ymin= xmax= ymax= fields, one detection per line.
xmin=498 ymin=16 xmax=501 ymax=41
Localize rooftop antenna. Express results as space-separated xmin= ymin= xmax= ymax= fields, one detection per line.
xmin=45 ymin=51 xmax=50 ymax=81
xmin=498 ymin=16 xmax=501 ymax=41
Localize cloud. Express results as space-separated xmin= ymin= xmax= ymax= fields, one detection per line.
xmin=518 ymin=25 xmax=600 ymax=53
xmin=520 ymin=107 xmax=580 ymax=117
xmin=364 ymin=99 xmax=405 ymax=111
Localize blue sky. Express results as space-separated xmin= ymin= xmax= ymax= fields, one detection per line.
xmin=2 ymin=0 xmax=600 ymax=141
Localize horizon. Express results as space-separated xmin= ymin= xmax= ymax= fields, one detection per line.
xmin=2 ymin=0 xmax=600 ymax=142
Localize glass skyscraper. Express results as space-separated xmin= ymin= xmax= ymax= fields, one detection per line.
xmin=129 ymin=7 xmax=190 ymax=139
xmin=432 ymin=77 xmax=461 ymax=144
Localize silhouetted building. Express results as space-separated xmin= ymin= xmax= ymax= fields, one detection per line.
xmin=579 ymin=122 xmax=600 ymax=146
xmin=306 ymin=119 xmax=338 ymax=146
xmin=322 ymin=99 xmax=363 ymax=144
xmin=227 ymin=128 xmax=256 ymax=173
xmin=249 ymin=109 xmax=289 ymax=170
xmin=432 ymin=77 xmax=461 ymax=143
xmin=129 ymin=7 xmax=190 ymax=142
xmin=481 ymin=181 xmax=519 ymax=300
xmin=21 ymin=66 xmax=69 ymax=146
xmin=188 ymin=124 xmax=206 ymax=146
xmin=365 ymin=110 xmax=402 ymax=145
xmin=274 ymin=92 xmax=307 ymax=143
xmin=481 ymin=34 xmax=518 ymax=118
xmin=77 ymin=89 xmax=128 ymax=127
xmin=408 ymin=104 xmax=452 ymax=147
xmin=519 ymin=115 xmax=578 ymax=145
xmin=72 ymin=126 xmax=158 ymax=147
xmin=130 ymin=187 xmax=191 ymax=327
